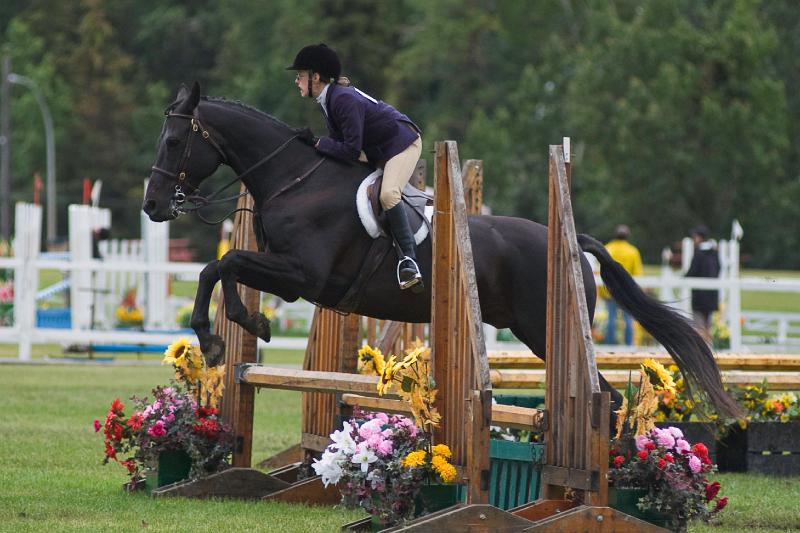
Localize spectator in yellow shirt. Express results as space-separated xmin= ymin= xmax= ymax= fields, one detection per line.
xmin=601 ymin=225 xmax=643 ymax=345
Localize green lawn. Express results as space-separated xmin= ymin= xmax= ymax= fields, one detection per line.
xmin=1 ymin=364 xmax=798 ymax=532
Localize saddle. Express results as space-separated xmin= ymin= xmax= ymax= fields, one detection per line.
xmin=356 ymin=166 xmax=433 ymax=245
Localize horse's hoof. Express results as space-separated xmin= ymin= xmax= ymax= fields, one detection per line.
xmin=204 ymin=335 xmax=226 ymax=367
xmin=249 ymin=312 xmax=272 ymax=343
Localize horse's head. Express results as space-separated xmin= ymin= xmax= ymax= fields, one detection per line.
xmin=143 ymin=82 xmax=226 ymax=221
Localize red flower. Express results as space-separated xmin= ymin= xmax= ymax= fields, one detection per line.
xmin=644 ymin=442 xmax=656 ymax=451
xmin=193 ymin=418 xmax=221 ymax=439
xmin=692 ymin=442 xmax=709 ymax=458
xmin=104 ymin=441 xmax=117 ymax=459
xmin=705 ymin=481 xmax=721 ymax=502
xmin=657 ymin=458 xmax=667 ymax=469
xmin=664 ymin=453 xmax=674 ymax=463
xmin=197 ymin=406 xmax=219 ymax=418
xmin=637 ymin=450 xmax=649 ymax=460
xmin=127 ymin=412 xmax=144 ymax=431
xmin=113 ymin=423 xmax=123 ymax=441
xmin=714 ymin=496 xmax=728 ymax=512
xmin=613 ymin=456 xmax=625 ymax=468
xmin=122 ymin=459 xmax=137 ymax=474
xmin=93 ymin=419 xmax=101 ymax=432
xmin=111 ymin=398 xmax=124 ymax=413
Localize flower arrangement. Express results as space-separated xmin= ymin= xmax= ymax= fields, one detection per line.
xmin=115 ymin=288 xmax=143 ymax=327
xmin=654 ymin=364 xmax=696 ymax=422
xmin=313 ymin=341 xmax=457 ymax=527
xmin=710 ymin=312 xmax=730 ymax=350
xmin=608 ymin=426 xmax=728 ymax=530
xmin=98 ymin=338 xmax=232 ymax=485
xmin=312 ymin=410 xmax=456 ymax=526
xmin=610 ymin=359 xmax=727 ymax=531
xmin=729 ymin=381 xmax=800 ymax=424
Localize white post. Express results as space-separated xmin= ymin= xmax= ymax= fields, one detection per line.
xmin=68 ymin=205 xmax=111 ymax=331
xmin=142 ymin=180 xmax=170 ymax=330
xmin=728 ymin=238 xmax=741 ymax=351
xmin=14 ymin=203 xmax=41 ymax=360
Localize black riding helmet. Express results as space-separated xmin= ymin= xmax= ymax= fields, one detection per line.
xmin=287 ymin=44 xmax=341 ymax=98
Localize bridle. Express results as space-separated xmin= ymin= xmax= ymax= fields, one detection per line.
xmin=150 ymin=110 xmax=318 ymax=223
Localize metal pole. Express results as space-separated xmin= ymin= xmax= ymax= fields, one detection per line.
xmin=0 ymin=57 xmax=10 ymax=242
xmin=7 ymin=73 xmax=56 ymax=245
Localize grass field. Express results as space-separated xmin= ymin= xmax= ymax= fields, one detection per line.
xmin=1 ymin=364 xmax=799 ymax=533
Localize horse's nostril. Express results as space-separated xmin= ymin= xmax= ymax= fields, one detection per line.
xmin=143 ymin=199 xmax=156 ymax=214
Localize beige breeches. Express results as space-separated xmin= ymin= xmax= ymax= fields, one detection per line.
xmin=379 ymin=134 xmax=423 ymax=210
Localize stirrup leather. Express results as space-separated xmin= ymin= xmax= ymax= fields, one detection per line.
xmin=396 ymin=256 xmax=422 ymax=290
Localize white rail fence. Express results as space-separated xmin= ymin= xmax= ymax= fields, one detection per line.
xmin=1 ymin=203 xmax=798 ymax=360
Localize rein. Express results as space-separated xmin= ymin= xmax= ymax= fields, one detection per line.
xmin=151 ymin=110 xmax=319 ymax=223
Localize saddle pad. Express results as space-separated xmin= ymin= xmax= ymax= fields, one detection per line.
xmin=356 ymin=170 xmax=432 ymax=245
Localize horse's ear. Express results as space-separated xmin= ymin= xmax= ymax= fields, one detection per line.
xmin=186 ymin=81 xmax=201 ymax=111
xmin=176 ymin=83 xmax=189 ymax=101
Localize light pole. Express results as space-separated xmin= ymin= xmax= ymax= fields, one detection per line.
xmin=7 ymin=73 xmax=56 ymax=244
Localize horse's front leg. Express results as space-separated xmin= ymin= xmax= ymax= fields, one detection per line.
xmin=217 ymin=249 xmax=305 ymax=344
xmin=190 ymin=260 xmax=226 ymax=366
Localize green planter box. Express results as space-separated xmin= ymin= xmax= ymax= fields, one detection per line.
xmin=488 ymin=439 xmax=544 ymax=510
xmin=144 ymin=449 xmax=192 ymax=492
xmin=608 ymin=487 xmax=672 ymax=530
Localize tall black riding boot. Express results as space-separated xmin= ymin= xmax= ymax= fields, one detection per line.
xmin=385 ymin=204 xmax=424 ymax=292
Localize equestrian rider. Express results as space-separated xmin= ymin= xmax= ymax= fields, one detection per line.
xmin=287 ymin=43 xmax=424 ymax=292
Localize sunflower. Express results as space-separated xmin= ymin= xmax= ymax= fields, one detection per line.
xmin=432 ymin=444 xmax=452 ymax=459
xmin=163 ymin=338 xmax=192 ymax=365
xmin=641 ymin=358 xmax=676 ymax=393
xmin=357 ymin=345 xmax=385 ymax=375
xmin=377 ymin=355 xmax=398 ymax=395
xmin=436 ymin=461 xmax=458 ymax=483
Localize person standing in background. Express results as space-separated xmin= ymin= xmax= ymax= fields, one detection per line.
xmin=601 ymin=225 xmax=643 ymax=345
xmin=686 ymin=225 xmax=721 ymax=339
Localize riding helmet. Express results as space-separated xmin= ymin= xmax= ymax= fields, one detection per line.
xmin=287 ymin=43 xmax=341 ymax=80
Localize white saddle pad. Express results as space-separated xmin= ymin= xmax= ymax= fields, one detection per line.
xmin=356 ymin=170 xmax=432 ymax=245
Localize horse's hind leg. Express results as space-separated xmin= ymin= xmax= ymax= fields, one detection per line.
xmin=191 ymin=260 xmax=226 ymax=366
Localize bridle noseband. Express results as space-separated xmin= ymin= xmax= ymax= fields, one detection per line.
xmin=151 ymin=110 xmax=310 ymax=223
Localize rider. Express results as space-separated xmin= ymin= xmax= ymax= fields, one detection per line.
xmin=287 ymin=43 xmax=424 ymax=292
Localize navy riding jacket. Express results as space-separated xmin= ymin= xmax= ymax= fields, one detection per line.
xmin=315 ymin=83 xmax=420 ymax=164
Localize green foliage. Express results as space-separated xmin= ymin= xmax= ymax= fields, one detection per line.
xmin=1 ymin=0 xmax=799 ymax=266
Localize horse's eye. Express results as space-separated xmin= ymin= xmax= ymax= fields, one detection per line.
xmin=166 ymin=137 xmax=180 ymax=148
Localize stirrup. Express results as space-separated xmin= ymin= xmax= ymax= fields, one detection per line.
xmin=396 ymin=256 xmax=422 ymax=290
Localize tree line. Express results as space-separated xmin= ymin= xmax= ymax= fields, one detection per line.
xmin=1 ymin=0 xmax=798 ymax=267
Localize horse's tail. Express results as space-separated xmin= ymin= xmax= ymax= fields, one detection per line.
xmin=578 ymin=233 xmax=742 ymax=419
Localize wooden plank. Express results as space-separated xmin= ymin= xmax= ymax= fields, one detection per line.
xmin=342 ymin=394 xmax=542 ymax=430
xmin=380 ymin=504 xmax=534 ymax=533
xmin=522 ymin=505 xmax=671 ymax=532
xmin=301 ymin=432 xmax=331 ymax=453
xmin=488 ymin=351 xmax=800 ymax=371
xmin=541 ymin=465 xmax=598 ymax=492
xmin=261 ymin=475 xmax=342 ymax=506
xmin=490 ymin=368 xmax=800 ymax=390
xmin=218 ymin=187 xmax=259 ymax=468
xmin=151 ymin=467 xmax=290 ymax=499
xmin=239 ymin=365 xmax=382 ymax=394
xmin=255 ymin=443 xmax=302 ymax=470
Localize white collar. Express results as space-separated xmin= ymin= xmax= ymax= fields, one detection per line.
xmin=316 ymin=83 xmax=330 ymax=110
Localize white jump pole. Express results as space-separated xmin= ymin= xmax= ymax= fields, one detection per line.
xmin=14 ymin=202 xmax=41 ymax=361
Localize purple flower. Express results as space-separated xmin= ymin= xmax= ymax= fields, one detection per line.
xmin=688 ymin=455 xmax=702 ymax=473
xmin=675 ymin=439 xmax=691 ymax=454
xmin=667 ymin=426 xmax=684 ymax=439
xmin=655 ymin=430 xmax=675 ymax=449
xmin=635 ymin=435 xmax=652 ymax=451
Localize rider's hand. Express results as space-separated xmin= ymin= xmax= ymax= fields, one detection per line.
xmin=296 ymin=127 xmax=318 ymax=147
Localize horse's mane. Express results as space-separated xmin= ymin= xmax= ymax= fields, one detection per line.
xmin=200 ymin=96 xmax=295 ymax=133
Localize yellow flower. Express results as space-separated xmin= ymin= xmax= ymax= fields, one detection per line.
xmin=668 ymin=364 xmax=679 ymax=373
xmin=436 ymin=462 xmax=457 ymax=483
xmin=402 ymin=450 xmax=427 ymax=468
xmin=431 ymin=454 xmax=448 ymax=472
xmin=163 ymin=338 xmax=192 ymax=365
xmin=357 ymin=345 xmax=385 ymax=375
xmin=641 ymin=359 xmax=676 ymax=393
xmin=432 ymin=444 xmax=452 ymax=459
xmin=377 ymin=355 xmax=398 ymax=395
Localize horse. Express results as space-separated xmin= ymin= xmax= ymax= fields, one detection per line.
xmin=143 ymin=82 xmax=741 ymax=419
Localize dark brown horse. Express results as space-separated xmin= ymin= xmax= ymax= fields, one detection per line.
xmin=143 ymin=82 xmax=740 ymax=418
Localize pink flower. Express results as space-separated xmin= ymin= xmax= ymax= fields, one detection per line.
xmin=635 ymin=435 xmax=652 ymax=451
xmin=358 ymin=418 xmax=383 ymax=440
xmin=161 ymin=412 xmax=175 ymax=425
xmin=667 ymin=426 xmax=684 ymax=439
xmin=675 ymin=439 xmax=691 ymax=454
xmin=147 ymin=420 xmax=167 ymax=437
xmin=376 ymin=438 xmax=393 ymax=457
xmin=93 ymin=419 xmax=101 ymax=432
xmin=375 ymin=412 xmax=389 ymax=424
xmin=653 ymin=428 xmax=675 ymax=448
xmin=688 ymin=455 xmax=702 ymax=473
